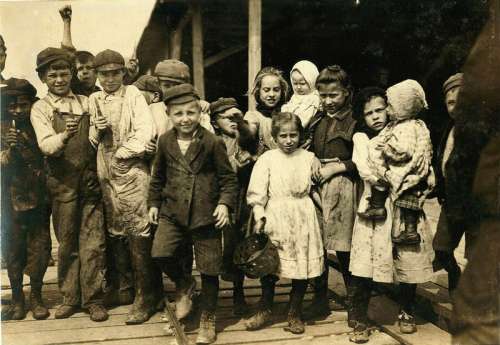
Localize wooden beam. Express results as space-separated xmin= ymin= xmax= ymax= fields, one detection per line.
xmin=204 ymin=44 xmax=247 ymax=68
xmin=169 ymin=8 xmax=192 ymax=60
xmin=191 ymin=0 xmax=205 ymax=99
xmin=248 ymin=0 xmax=262 ymax=111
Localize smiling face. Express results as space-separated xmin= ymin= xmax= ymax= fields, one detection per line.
xmin=6 ymin=94 xmax=32 ymax=123
xmin=291 ymin=70 xmax=312 ymax=96
xmin=259 ymin=75 xmax=282 ymax=108
xmin=167 ymin=100 xmax=201 ymax=139
xmin=318 ymin=82 xmax=349 ymax=115
xmin=215 ymin=107 xmax=241 ymax=137
xmin=42 ymin=60 xmax=72 ymax=96
xmin=363 ymin=96 xmax=388 ymax=132
xmin=275 ymin=121 xmax=300 ymax=154
xmin=98 ymin=69 xmax=125 ymax=93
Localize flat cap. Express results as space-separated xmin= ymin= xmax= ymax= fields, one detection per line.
xmin=154 ymin=59 xmax=190 ymax=83
xmin=443 ymin=73 xmax=464 ymax=95
xmin=94 ymin=49 xmax=125 ymax=72
xmin=210 ymin=97 xmax=239 ymax=116
xmin=1 ymin=78 xmax=37 ymax=100
xmin=36 ymin=47 xmax=72 ymax=72
xmin=163 ymin=83 xmax=199 ymax=106
xmin=133 ymin=75 xmax=160 ymax=93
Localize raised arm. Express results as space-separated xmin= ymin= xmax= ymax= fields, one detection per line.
xmin=59 ymin=5 xmax=76 ymax=52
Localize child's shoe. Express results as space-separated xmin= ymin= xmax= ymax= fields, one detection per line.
xmin=30 ymin=288 xmax=50 ymax=320
xmin=196 ymin=310 xmax=216 ymax=344
xmin=398 ymin=310 xmax=417 ymax=334
xmin=284 ymin=311 xmax=305 ymax=334
xmin=349 ymin=322 xmax=370 ymax=344
xmin=357 ymin=187 xmax=388 ymax=221
xmin=245 ymin=308 xmax=272 ymax=330
xmin=392 ymin=223 xmax=421 ymax=245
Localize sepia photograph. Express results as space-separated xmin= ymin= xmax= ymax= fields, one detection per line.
xmin=0 ymin=1 xmax=499 ymax=344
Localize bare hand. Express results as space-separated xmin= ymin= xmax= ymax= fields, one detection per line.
xmin=63 ymin=118 xmax=79 ymax=142
xmin=200 ymin=100 xmax=210 ymax=114
xmin=149 ymin=207 xmax=159 ymax=225
xmin=253 ymin=217 xmax=266 ymax=233
xmin=316 ymin=163 xmax=342 ymax=184
xmin=213 ymin=204 xmax=230 ymax=229
xmin=6 ymin=128 xmax=19 ymax=148
xmin=235 ymin=151 xmax=252 ymax=168
xmin=311 ymin=158 xmax=322 ymax=182
xmin=59 ymin=5 xmax=72 ymax=21
xmin=145 ymin=136 xmax=158 ymax=155
xmin=94 ymin=115 xmax=109 ymax=131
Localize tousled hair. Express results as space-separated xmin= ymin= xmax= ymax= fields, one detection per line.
xmin=352 ymin=86 xmax=387 ymax=122
xmin=251 ymin=67 xmax=289 ymax=108
xmin=271 ymin=112 xmax=304 ymax=143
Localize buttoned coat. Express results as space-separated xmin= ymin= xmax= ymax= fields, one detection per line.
xmin=148 ymin=127 xmax=238 ymax=230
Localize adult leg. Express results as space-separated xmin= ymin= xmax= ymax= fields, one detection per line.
xmin=52 ymin=198 xmax=81 ymax=318
xmin=25 ymin=206 xmax=51 ymax=320
xmin=285 ymin=279 xmax=307 ymax=334
xmin=79 ymin=199 xmax=107 ymax=321
xmin=398 ymin=283 xmax=417 ymax=334
xmin=105 ymin=235 xmax=134 ymax=306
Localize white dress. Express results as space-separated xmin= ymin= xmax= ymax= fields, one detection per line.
xmin=247 ymin=149 xmax=324 ymax=279
xmin=349 ymin=132 xmax=433 ymax=283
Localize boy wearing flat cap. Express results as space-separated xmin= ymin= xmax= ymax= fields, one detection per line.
xmin=432 ymin=73 xmax=476 ymax=293
xmin=30 ymin=47 xmax=108 ymax=321
xmin=210 ymin=97 xmax=255 ymax=316
xmin=88 ymin=49 xmax=159 ymax=325
xmin=148 ymin=84 xmax=238 ymax=344
xmin=1 ymin=78 xmax=51 ymax=321
xmin=134 ymin=75 xmax=162 ymax=105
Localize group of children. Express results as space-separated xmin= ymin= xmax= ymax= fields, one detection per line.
xmin=1 ymin=8 xmax=466 ymax=344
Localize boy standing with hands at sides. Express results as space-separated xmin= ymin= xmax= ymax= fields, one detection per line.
xmin=148 ymin=84 xmax=238 ymax=344
xmin=88 ymin=49 xmax=159 ymax=325
xmin=1 ymin=79 xmax=51 ymax=320
xmin=30 ymin=48 xmax=108 ymax=322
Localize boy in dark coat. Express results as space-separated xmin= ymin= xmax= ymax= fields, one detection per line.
xmin=148 ymin=84 xmax=238 ymax=344
xmin=1 ymin=78 xmax=51 ymax=320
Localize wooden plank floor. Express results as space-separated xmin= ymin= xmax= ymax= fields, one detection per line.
xmin=1 ymin=200 xmax=453 ymax=345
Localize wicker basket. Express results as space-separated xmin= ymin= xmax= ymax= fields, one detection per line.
xmin=233 ymin=233 xmax=280 ymax=279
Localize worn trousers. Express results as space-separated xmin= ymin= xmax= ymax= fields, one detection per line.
xmin=5 ymin=206 xmax=51 ymax=287
xmin=52 ymin=198 xmax=106 ymax=307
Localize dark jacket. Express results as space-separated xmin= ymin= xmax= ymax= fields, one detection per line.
xmin=148 ymin=127 xmax=239 ymax=230
xmin=433 ymin=120 xmax=454 ymax=202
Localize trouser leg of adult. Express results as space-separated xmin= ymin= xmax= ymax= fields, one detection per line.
xmin=107 ymin=235 xmax=134 ymax=305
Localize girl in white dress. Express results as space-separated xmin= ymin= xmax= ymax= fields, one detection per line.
xmin=245 ymin=112 xmax=323 ymax=334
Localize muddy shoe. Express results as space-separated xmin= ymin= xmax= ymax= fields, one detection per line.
xmin=89 ymin=304 xmax=109 ymax=322
xmin=196 ymin=310 xmax=216 ymax=344
xmin=30 ymin=290 xmax=49 ymax=320
xmin=284 ymin=313 xmax=305 ymax=334
xmin=349 ymin=322 xmax=370 ymax=343
xmin=398 ymin=311 xmax=417 ymax=334
xmin=357 ymin=206 xmax=387 ymax=221
xmin=175 ymin=277 xmax=196 ymax=320
xmin=392 ymin=231 xmax=421 ymax=245
xmin=245 ymin=309 xmax=272 ymax=331
xmin=55 ymin=304 xmax=78 ymax=319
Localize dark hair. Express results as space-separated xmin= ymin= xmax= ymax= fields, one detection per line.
xmin=353 ymin=86 xmax=388 ymax=137
xmin=271 ymin=112 xmax=304 ymax=142
xmin=75 ymin=51 xmax=95 ymax=64
xmin=251 ymin=67 xmax=289 ymax=108
xmin=37 ymin=59 xmax=72 ymax=80
xmin=316 ymin=65 xmax=352 ymax=91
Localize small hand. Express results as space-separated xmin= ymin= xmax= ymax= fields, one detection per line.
xmin=149 ymin=207 xmax=159 ymax=225
xmin=213 ymin=204 xmax=230 ymax=229
xmin=94 ymin=115 xmax=109 ymax=132
xmin=6 ymin=128 xmax=19 ymax=148
xmin=311 ymin=158 xmax=322 ymax=182
xmin=317 ymin=163 xmax=341 ymax=184
xmin=59 ymin=5 xmax=72 ymax=21
xmin=145 ymin=136 xmax=158 ymax=156
xmin=62 ymin=118 xmax=79 ymax=142
xmin=253 ymin=217 xmax=266 ymax=233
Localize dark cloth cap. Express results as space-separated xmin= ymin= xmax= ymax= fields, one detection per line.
xmin=94 ymin=49 xmax=125 ymax=72
xmin=133 ymin=75 xmax=160 ymax=93
xmin=163 ymin=83 xmax=199 ymax=106
xmin=154 ymin=59 xmax=190 ymax=83
xmin=210 ymin=97 xmax=239 ymax=116
xmin=1 ymin=78 xmax=37 ymax=99
xmin=36 ymin=47 xmax=72 ymax=72
xmin=443 ymin=73 xmax=464 ymax=95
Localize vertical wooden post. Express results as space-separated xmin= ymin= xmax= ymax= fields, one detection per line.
xmin=248 ymin=0 xmax=262 ymax=111
xmin=191 ymin=0 xmax=205 ymax=99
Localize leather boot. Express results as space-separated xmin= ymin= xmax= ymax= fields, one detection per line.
xmin=245 ymin=275 xmax=275 ymax=330
xmin=393 ymin=209 xmax=421 ymax=245
xmin=357 ymin=187 xmax=388 ymax=221
xmin=284 ymin=281 xmax=306 ymax=334
xmin=196 ymin=310 xmax=217 ymax=344
xmin=105 ymin=237 xmax=134 ymax=306
xmin=4 ymin=281 xmax=26 ymax=320
xmin=125 ymin=236 xmax=156 ymax=325
xmin=303 ymin=269 xmax=333 ymax=320
xmin=29 ymin=282 xmax=49 ymax=320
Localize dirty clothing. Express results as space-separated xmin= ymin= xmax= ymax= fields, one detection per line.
xmin=247 ymin=149 xmax=324 ymax=279
xmin=30 ymin=92 xmax=106 ymax=307
xmin=1 ymin=119 xmax=50 ymax=287
xmin=243 ymin=110 xmax=277 ymax=155
xmin=350 ymin=132 xmax=433 ymax=283
xmin=309 ymin=109 xmax=358 ymax=252
xmin=89 ymin=85 xmax=154 ymax=238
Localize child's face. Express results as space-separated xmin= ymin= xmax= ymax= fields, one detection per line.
xmin=291 ymin=70 xmax=312 ymax=96
xmin=6 ymin=95 xmax=32 ymax=122
xmin=158 ymin=79 xmax=180 ymax=101
xmin=168 ymin=100 xmax=201 ymax=137
xmin=97 ymin=69 xmax=125 ymax=93
xmin=76 ymin=60 xmax=97 ymax=90
xmin=42 ymin=62 xmax=72 ymax=96
xmin=276 ymin=122 xmax=300 ymax=154
xmin=363 ymin=96 xmax=388 ymax=132
xmin=259 ymin=75 xmax=282 ymax=108
xmin=445 ymin=86 xmax=460 ymax=119
xmin=215 ymin=107 xmax=241 ymax=137
xmin=140 ymin=90 xmax=160 ymax=105
xmin=318 ymin=82 xmax=349 ymax=115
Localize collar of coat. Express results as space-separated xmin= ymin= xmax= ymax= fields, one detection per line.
xmin=309 ymin=107 xmax=357 ymax=142
xmin=164 ymin=125 xmax=207 ymax=172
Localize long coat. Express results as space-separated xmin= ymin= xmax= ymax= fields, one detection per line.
xmin=148 ymin=127 xmax=238 ymax=230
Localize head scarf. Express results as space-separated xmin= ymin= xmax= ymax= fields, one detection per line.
xmin=386 ymin=79 xmax=428 ymax=121
xmin=290 ymin=60 xmax=319 ymax=91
